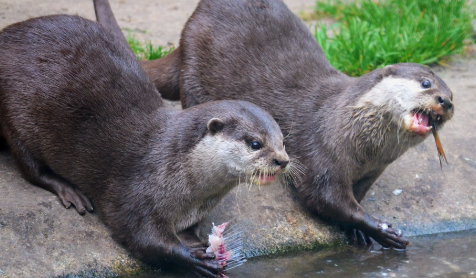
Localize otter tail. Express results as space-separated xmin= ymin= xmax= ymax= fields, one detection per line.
xmin=93 ymin=0 xmax=181 ymax=101
xmin=93 ymin=0 xmax=131 ymax=54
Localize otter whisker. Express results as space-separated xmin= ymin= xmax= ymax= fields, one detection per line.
xmin=249 ymin=170 xmax=257 ymax=190
xmin=289 ymin=159 xmax=306 ymax=176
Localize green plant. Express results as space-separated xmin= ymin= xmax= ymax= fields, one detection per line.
xmin=127 ymin=35 xmax=174 ymax=60
xmin=313 ymin=0 xmax=475 ymax=76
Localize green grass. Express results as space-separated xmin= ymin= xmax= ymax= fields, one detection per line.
xmin=127 ymin=35 xmax=175 ymax=60
xmin=313 ymin=0 xmax=475 ymax=76
xmin=125 ymin=0 xmax=474 ymax=74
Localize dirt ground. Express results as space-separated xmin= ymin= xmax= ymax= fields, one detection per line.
xmin=0 ymin=0 xmax=317 ymax=46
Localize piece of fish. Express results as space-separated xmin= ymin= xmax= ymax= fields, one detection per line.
xmin=432 ymin=122 xmax=448 ymax=169
xmin=207 ymin=222 xmax=247 ymax=277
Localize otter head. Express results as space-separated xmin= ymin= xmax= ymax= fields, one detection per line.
xmin=190 ymin=101 xmax=290 ymax=187
xmin=356 ymin=63 xmax=454 ymax=138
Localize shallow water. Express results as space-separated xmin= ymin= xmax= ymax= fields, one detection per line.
xmin=122 ymin=230 xmax=476 ymax=278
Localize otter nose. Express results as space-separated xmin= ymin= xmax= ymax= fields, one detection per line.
xmin=274 ymin=159 xmax=289 ymax=169
xmin=437 ymin=96 xmax=453 ymax=110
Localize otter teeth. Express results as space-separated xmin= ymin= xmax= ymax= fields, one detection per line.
xmin=409 ymin=112 xmax=432 ymax=136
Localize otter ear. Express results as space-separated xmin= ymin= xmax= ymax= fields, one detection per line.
xmin=382 ymin=65 xmax=396 ymax=77
xmin=207 ymin=118 xmax=224 ymax=134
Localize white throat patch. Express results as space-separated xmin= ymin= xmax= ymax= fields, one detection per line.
xmin=357 ymin=77 xmax=426 ymax=111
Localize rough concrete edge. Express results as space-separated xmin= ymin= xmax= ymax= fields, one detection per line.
xmin=243 ymin=234 xmax=347 ymax=258
xmin=52 ymin=255 xmax=148 ymax=278
xmin=403 ymin=218 xmax=476 ymax=237
xmin=55 ymin=236 xmax=348 ymax=278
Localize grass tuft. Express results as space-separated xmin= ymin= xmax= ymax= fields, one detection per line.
xmin=313 ymin=0 xmax=475 ymax=76
xmin=127 ymin=35 xmax=175 ymax=60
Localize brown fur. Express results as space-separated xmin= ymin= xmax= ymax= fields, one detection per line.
xmin=94 ymin=0 xmax=454 ymax=249
xmin=0 ymin=15 xmax=288 ymax=276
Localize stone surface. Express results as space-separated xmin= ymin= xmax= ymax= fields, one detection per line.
xmin=0 ymin=0 xmax=475 ymax=277
xmin=0 ymin=0 xmax=317 ymax=47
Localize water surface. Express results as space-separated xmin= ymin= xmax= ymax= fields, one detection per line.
xmin=122 ymin=230 xmax=476 ymax=278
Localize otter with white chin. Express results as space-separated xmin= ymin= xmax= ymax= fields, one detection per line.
xmin=0 ymin=15 xmax=289 ymax=277
xmin=94 ymin=0 xmax=454 ymax=249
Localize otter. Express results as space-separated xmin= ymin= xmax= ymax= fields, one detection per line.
xmin=0 ymin=15 xmax=289 ymax=277
xmin=93 ymin=0 xmax=454 ymax=249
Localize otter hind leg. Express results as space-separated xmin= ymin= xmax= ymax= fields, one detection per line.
xmin=9 ymin=139 xmax=93 ymax=215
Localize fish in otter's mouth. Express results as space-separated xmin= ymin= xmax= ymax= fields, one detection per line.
xmin=408 ymin=109 xmax=445 ymax=136
xmin=409 ymin=110 xmax=448 ymax=168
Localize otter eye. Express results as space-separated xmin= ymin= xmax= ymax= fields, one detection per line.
xmin=421 ymin=80 xmax=431 ymax=89
xmin=250 ymin=141 xmax=261 ymax=150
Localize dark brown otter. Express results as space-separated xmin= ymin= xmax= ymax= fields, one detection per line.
xmin=0 ymin=15 xmax=289 ymax=277
xmin=94 ymin=0 xmax=454 ymax=249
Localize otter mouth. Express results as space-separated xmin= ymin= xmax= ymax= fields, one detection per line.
xmin=409 ymin=109 xmax=448 ymax=168
xmin=251 ymin=165 xmax=289 ymax=186
xmin=409 ymin=110 xmax=445 ymax=136
xmin=257 ymin=174 xmax=277 ymax=185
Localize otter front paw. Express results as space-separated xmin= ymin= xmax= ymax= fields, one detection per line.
xmin=343 ymin=219 xmax=409 ymax=249
xmin=175 ymin=246 xmax=222 ymax=277
xmin=346 ymin=226 xmax=408 ymax=249
xmin=373 ymin=222 xmax=409 ymax=249
xmin=345 ymin=228 xmax=373 ymax=246
xmin=190 ymin=248 xmax=222 ymax=278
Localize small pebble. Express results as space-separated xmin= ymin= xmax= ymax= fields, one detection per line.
xmin=392 ymin=189 xmax=403 ymax=196
xmin=381 ymin=223 xmax=388 ymax=230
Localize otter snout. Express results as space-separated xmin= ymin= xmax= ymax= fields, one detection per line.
xmin=436 ymin=95 xmax=453 ymax=111
xmin=274 ymin=159 xmax=289 ymax=169
xmin=273 ymin=151 xmax=290 ymax=172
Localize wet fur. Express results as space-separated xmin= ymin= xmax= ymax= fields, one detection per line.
xmin=0 ymin=15 xmax=287 ymax=276
xmin=94 ymin=0 xmax=454 ymax=248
